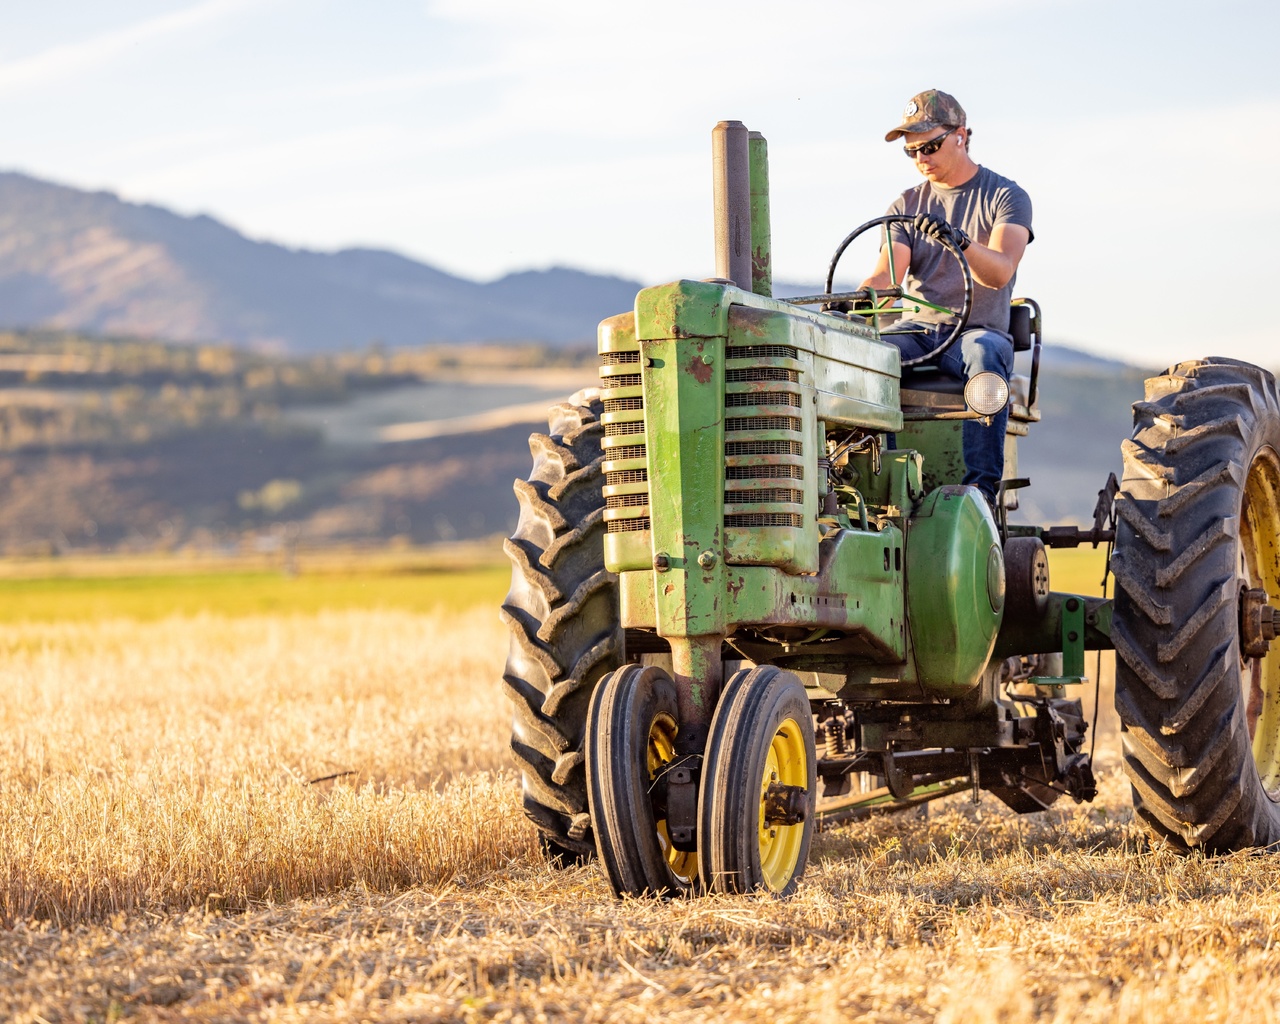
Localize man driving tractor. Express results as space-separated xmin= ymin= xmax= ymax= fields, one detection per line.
xmin=861 ymin=88 xmax=1034 ymax=508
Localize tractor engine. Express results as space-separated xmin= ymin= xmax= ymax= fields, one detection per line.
xmin=598 ymin=280 xmax=1003 ymax=702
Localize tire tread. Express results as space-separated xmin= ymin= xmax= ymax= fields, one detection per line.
xmin=501 ymin=390 xmax=619 ymax=862
xmin=1113 ymin=357 xmax=1280 ymax=852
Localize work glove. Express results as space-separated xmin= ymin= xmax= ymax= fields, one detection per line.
xmin=913 ymin=212 xmax=971 ymax=251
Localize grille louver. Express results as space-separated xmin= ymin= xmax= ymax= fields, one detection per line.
xmin=602 ymin=335 xmax=808 ymax=547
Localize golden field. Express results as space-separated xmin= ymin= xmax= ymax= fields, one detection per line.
xmin=3 ymin=552 xmax=1280 ymax=1022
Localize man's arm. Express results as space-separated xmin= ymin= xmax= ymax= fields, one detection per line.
xmin=859 ymin=220 xmax=1029 ymax=299
xmin=963 ymin=223 xmax=1030 ymax=290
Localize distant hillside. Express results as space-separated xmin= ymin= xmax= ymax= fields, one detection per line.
xmin=0 ymin=172 xmax=642 ymax=351
xmin=1014 ymin=347 xmax=1153 ymax=525
xmin=0 ymin=324 xmax=1162 ymax=558
xmin=0 ymin=171 xmax=1172 ymax=371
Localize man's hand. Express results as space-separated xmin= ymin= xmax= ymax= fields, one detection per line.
xmin=913 ymin=212 xmax=971 ymax=251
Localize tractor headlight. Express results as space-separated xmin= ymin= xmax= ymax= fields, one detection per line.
xmin=964 ymin=372 xmax=1010 ymax=417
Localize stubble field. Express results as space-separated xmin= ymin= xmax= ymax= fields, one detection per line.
xmin=3 ymin=554 xmax=1280 ymax=1022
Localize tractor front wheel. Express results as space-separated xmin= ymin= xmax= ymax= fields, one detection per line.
xmin=698 ymin=666 xmax=817 ymax=895
xmin=585 ymin=664 xmax=700 ymax=897
xmin=1112 ymin=357 xmax=1280 ymax=851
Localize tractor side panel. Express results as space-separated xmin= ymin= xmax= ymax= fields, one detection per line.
xmin=894 ymin=419 xmax=1025 ymax=498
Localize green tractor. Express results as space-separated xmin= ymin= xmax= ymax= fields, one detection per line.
xmin=501 ymin=121 xmax=1280 ymax=896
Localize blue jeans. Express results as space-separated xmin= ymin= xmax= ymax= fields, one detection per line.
xmin=883 ymin=322 xmax=1013 ymax=504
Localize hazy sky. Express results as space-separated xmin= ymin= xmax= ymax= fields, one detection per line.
xmin=3 ymin=0 xmax=1277 ymax=367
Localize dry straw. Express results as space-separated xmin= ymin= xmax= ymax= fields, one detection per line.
xmin=2 ymin=609 xmax=1279 ymax=1022
xmin=0 ymin=611 xmax=532 ymax=925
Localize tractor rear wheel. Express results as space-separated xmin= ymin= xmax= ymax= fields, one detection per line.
xmin=501 ymin=390 xmax=620 ymax=864
xmin=1112 ymin=358 xmax=1280 ymax=851
xmin=699 ymin=666 xmax=817 ymax=895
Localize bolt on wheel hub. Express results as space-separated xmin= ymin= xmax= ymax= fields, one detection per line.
xmin=1241 ymin=587 xmax=1280 ymax=659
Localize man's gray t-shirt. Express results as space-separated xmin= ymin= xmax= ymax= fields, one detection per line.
xmin=885 ymin=165 xmax=1033 ymax=339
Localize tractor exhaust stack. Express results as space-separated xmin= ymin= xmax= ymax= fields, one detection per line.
xmin=712 ymin=120 xmax=752 ymax=290
xmin=748 ymin=130 xmax=772 ymax=298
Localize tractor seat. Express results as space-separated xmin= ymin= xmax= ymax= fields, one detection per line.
xmin=898 ymin=303 xmax=1038 ymax=422
xmin=898 ymin=304 xmax=1032 ymax=390
xmin=900 ymin=365 xmax=964 ymax=394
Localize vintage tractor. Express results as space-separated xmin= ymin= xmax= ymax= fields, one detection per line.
xmin=501 ymin=121 xmax=1280 ymax=896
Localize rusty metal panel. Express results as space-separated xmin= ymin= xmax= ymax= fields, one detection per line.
xmin=641 ymin=333 xmax=727 ymax=639
xmin=728 ymin=304 xmax=903 ymax=433
xmin=619 ymin=524 xmax=906 ymax=664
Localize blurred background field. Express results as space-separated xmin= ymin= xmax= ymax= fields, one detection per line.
xmin=0 ymin=542 xmax=1112 ymax=622
xmin=0 ymin=324 xmax=1158 ymax=565
xmin=0 ymin=542 xmax=508 ymax=622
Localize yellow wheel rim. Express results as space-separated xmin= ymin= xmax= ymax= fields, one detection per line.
xmin=757 ymin=717 xmax=808 ymax=893
xmin=1241 ymin=445 xmax=1280 ymax=798
xmin=647 ymin=712 xmax=698 ymax=884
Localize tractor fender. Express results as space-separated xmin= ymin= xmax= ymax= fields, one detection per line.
xmin=904 ymin=485 xmax=1005 ymax=694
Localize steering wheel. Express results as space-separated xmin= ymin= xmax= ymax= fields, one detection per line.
xmin=824 ymin=214 xmax=974 ymax=368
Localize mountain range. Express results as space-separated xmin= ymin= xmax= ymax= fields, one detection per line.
xmin=0 ymin=171 xmax=1163 ymax=375
xmin=0 ymin=175 xmax=1175 ymax=552
xmin=0 ymin=171 xmax=645 ymax=351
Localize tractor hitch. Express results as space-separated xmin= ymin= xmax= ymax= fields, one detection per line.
xmin=1021 ymin=473 xmax=1119 ymax=549
xmin=1037 ymin=473 xmax=1120 ymax=549
xmin=1041 ymin=525 xmax=1116 ymax=549
xmin=814 ymin=696 xmax=1096 ymax=813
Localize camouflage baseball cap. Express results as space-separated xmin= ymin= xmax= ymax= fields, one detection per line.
xmin=884 ymin=89 xmax=967 ymax=142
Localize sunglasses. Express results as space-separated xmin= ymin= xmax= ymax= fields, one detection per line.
xmin=904 ymin=125 xmax=960 ymax=158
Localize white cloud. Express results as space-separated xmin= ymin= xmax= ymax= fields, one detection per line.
xmin=1009 ymin=98 xmax=1280 ymax=367
xmin=120 ymin=124 xmax=405 ymax=199
xmin=259 ymin=61 xmax=513 ymax=105
xmin=0 ymin=1 xmax=1272 ymax=368
xmin=0 ymin=0 xmax=263 ymax=97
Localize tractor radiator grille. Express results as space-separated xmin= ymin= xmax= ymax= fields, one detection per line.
xmin=723 ymin=340 xmax=806 ymax=537
xmin=726 ymin=415 xmax=801 ymax=433
xmin=726 ymin=367 xmax=799 ymax=383
xmin=601 ymin=346 xmax=650 ymax=539
xmin=725 ymin=488 xmax=803 ymax=505
xmin=726 ymin=344 xmax=799 ymax=361
xmin=601 ymin=334 xmax=809 ymax=547
xmin=725 ymin=391 xmax=801 ymax=408
xmin=726 ymin=440 xmax=804 ymax=457
xmin=725 ymin=513 xmax=805 ymax=529
xmin=607 ymin=516 xmax=651 ymax=534
xmin=726 ymin=464 xmax=803 ymax=480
